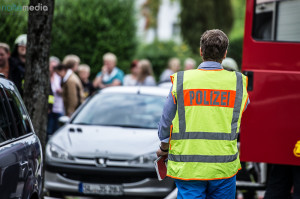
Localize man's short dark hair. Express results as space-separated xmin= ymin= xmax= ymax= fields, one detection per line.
xmin=54 ymin=64 xmax=67 ymax=71
xmin=200 ymin=29 xmax=229 ymax=63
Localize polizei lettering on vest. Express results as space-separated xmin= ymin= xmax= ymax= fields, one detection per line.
xmin=184 ymin=89 xmax=236 ymax=108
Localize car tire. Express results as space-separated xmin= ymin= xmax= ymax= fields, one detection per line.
xmin=48 ymin=191 xmax=65 ymax=198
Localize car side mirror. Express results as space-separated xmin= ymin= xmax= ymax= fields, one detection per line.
xmin=58 ymin=116 xmax=70 ymax=126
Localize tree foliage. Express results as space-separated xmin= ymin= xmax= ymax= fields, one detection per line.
xmin=180 ymin=0 xmax=234 ymax=54
xmin=51 ymin=0 xmax=137 ymax=77
xmin=0 ymin=0 xmax=28 ymax=47
xmin=136 ymin=40 xmax=198 ymax=80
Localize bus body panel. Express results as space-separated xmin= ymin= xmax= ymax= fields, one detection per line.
xmin=240 ymin=0 xmax=300 ymax=165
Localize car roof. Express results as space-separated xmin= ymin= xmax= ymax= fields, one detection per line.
xmin=100 ymin=86 xmax=170 ymax=97
xmin=0 ymin=74 xmax=15 ymax=91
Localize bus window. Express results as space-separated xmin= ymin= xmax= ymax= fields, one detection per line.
xmin=252 ymin=0 xmax=300 ymax=42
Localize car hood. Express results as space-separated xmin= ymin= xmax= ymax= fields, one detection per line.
xmin=50 ymin=124 xmax=161 ymax=160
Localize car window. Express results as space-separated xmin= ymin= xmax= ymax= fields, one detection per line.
xmin=0 ymin=90 xmax=12 ymax=142
xmin=72 ymin=93 xmax=166 ymax=129
xmin=5 ymin=89 xmax=32 ymax=136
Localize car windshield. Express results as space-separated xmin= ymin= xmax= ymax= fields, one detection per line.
xmin=72 ymin=92 xmax=166 ymax=129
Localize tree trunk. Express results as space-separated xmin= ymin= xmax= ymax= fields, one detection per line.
xmin=23 ymin=0 xmax=54 ymax=194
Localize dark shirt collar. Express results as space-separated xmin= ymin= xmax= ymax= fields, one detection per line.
xmin=198 ymin=61 xmax=223 ymax=70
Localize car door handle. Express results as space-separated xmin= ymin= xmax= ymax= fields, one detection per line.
xmin=243 ymin=71 xmax=253 ymax=91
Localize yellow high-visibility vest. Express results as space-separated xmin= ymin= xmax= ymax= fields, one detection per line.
xmin=167 ymin=69 xmax=248 ymax=180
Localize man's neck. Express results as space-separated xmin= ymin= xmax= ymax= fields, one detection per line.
xmin=203 ymin=60 xmax=222 ymax=64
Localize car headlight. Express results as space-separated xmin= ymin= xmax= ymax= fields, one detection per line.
xmin=46 ymin=143 xmax=74 ymax=161
xmin=129 ymin=153 xmax=157 ymax=167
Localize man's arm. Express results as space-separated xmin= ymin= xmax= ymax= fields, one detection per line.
xmin=93 ymin=75 xmax=103 ymax=88
xmin=156 ymin=86 xmax=177 ymax=156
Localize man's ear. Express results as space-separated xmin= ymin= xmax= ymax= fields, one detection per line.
xmin=223 ymin=50 xmax=227 ymax=59
xmin=200 ymin=47 xmax=203 ymax=57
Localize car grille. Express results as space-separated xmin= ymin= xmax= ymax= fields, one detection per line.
xmin=59 ymin=172 xmax=148 ymax=184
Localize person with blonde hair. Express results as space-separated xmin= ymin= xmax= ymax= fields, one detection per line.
xmin=63 ymin=54 xmax=80 ymax=72
xmin=93 ymin=52 xmax=124 ymax=89
xmin=78 ymin=64 xmax=94 ymax=97
xmin=184 ymin=58 xmax=196 ymax=70
xmin=159 ymin=57 xmax=181 ymax=82
xmin=136 ymin=59 xmax=156 ymax=86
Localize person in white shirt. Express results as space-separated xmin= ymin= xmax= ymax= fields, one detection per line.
xmin=123 ymin=60 xmax=139 ymax=86
xmin=47 ymin=56 xmax=64 ymax=137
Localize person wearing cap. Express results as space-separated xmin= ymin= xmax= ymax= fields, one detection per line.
xmin=54 ymin=64 xmax=84 ymax=117
xmin=156 ymin=29 xmax=250 ymax=198
xmin=12 ymin=34 xmax=27 ymax=67
xmin=10 ymin=34 xmax=27 ymax=95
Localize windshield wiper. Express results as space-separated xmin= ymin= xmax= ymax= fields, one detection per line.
xmin=100 ymin=124 xmax=155 ymax=129
xmin=72 ymin=122 xmax=90 ymax=125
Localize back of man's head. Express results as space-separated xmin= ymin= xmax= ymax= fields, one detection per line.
xmin=200 ymin=29 xmax=229 ymax=63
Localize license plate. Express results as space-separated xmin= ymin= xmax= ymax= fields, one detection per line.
xmin=79 ymin=182 xmax=123 ymax=196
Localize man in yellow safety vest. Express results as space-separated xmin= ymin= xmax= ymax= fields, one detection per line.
xmin=157 ymin=29 xmax=249 ymax=198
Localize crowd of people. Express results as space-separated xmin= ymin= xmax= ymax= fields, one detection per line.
xmin=0 ymin=34 xmax=238 ymax=140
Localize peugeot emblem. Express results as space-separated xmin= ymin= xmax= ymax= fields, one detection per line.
xmin=97 ymin=158 xmax=107 ymax=167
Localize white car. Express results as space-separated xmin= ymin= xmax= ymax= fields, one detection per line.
xmin=45 ymin=86 xmax=174 ymax=198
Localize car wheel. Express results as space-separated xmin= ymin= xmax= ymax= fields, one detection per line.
xmin=48 ymin=191 xmax=65 ymax=198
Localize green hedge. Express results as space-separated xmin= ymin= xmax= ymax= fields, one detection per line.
xmin=227 ymin=36 xmax=243 ymax=69
xmin=136 ymin=40 xmax=200 ymax=80
xmin=51 ymin=0 xmax=137 ymax=78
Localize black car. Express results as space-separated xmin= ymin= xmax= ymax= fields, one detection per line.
xmin=0 ymin=74 xmax=43 ymax=199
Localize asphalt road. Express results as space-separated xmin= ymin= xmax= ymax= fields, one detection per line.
xmin=44 ymin=191 xmax=266 ymax=199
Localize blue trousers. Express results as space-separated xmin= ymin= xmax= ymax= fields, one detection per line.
xmin=47 ymin=112 xmax=63 ymax=135
xmin=175 ymin=175 xmax=236 ymax=199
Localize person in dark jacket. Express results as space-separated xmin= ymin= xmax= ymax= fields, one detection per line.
xmin=78 ymin=64 xmax=94 ymax=98
xmin=10 ymin=34 xmax=27 ymax=96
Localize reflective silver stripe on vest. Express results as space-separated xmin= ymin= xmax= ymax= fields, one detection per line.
xmin=177 ymin=71 xmax=186 ymax=137
xmin=168 ymin=152 xmax=238 ymax=163
xmin=231 ymin=72 xmax=243 ymax=135
xmin=171 ymin=131 xmax=239 ymax=140
xmin=175 ymin=71 xmax=243 ymax=141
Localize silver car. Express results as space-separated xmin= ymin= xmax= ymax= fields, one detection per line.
xmin=45 ymin=86 xmax=174 ymax=198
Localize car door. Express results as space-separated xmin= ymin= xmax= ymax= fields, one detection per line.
xmin=0 ymin=85 xmax=27 ymax=199
xmin=3 ymin=86 xmax=42 ymax=199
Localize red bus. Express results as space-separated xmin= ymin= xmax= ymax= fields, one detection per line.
xmin=240 ymin=0 xmax=300 ymax=166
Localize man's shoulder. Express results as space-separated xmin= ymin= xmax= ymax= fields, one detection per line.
xmin=66 ymin=73 xmax=81 ymax=85
xmin=115 ymin=67 xmax=124 ymax=75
